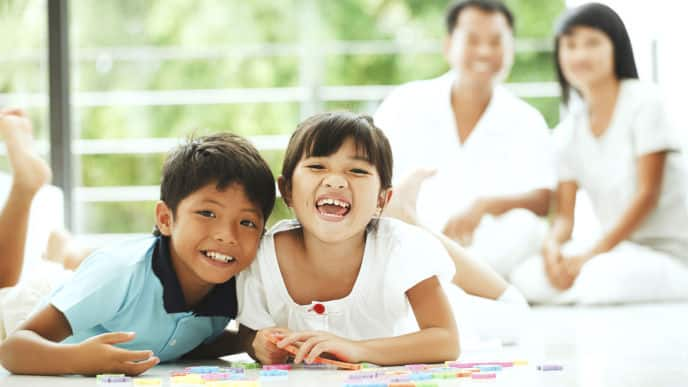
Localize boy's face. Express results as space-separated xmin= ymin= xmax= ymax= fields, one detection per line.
xmin=282 ymin=137 xmax=388 ymax=243
xmin=156 ymin=182 xmax=264 ymax=292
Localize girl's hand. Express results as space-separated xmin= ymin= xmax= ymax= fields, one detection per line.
xmin=253 ymin=327 xmax=291 ymax=365
xmin=276 ymin=331 xmax=367 ymax=365
xmin=75 ymin=332 xmax=159 ymax=376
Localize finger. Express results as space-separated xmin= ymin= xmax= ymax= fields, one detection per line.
xmin=277 ymin=331 xmax=316 ymax=348
xmin=305 ymin=341 xmax=332 ymax=364
xmin=294 ymin=336 xmax=328 ymax=364
xmin=114 ymin=347 xmax=156 ymax=363
xmin=123 ymin=356 xmax=160 ymax=376
xmin=265 ymin=327 xmax=290 ymax=340
xmin=97 ymin=331 xmax=136 ymax=345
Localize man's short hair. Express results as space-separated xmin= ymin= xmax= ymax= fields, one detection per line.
xmin=445 ymin=0 xmax=515 ymax=34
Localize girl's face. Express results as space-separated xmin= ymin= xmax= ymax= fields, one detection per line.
xmin=558 ymin=26 xmax=616 ymax=91
xmin=284 ymin=137 xmax=387 ymax=244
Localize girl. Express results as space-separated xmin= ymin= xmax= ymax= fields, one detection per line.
xmin=511 ymin=3 xmax=688 ymax=303
xmin=237 ymin=112 xmax=459 ymax=366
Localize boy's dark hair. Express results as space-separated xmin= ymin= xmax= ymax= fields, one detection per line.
xmin=154 ymin=133 xmax=275 ymax=236
xmin=554 ymin=2 xmax=638 ymax=105
xmin=446 ymin=0 xmax=515 ymax=34
xmin=281 ymin=112 xmax=393 ymax=194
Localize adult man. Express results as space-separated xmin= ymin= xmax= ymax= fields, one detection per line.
xmin=375 ymin=0 xmax=555 ymax=277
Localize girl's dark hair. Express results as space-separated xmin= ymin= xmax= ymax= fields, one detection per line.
xmin=154 ymin=133 xmax=275 ymax=235
xmin=446 ymin=0 xmax=514 ymax=34
xmin=554 ymin=2 xmax=638 ymax=105
xmin=281 ymin=111 xmax=393 ymax=194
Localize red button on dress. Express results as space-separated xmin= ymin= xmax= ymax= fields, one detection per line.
xmin=312 ymin=303 xmax=326 ymax=314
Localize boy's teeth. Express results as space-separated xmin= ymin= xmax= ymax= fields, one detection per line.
xmin=205 ymin=251 xmax=235 ymax=263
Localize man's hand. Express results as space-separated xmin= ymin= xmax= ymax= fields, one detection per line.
xmin=442 ymin=202 xmax=485 ymax=245
xmin=75 ymin=332 xmax=159 ymax=376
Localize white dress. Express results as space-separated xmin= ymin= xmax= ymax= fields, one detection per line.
xmin=374 ymin=71 xmax=556 ymax=276
xmin=236 ymin=218 xmax=455 ymax=340
xmin=511 ymin=80 xmax=688 ymax=304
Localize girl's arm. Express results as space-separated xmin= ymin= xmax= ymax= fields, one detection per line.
xmin=585 ymin=152 xmax=665 ymax=255
xmin=363 ymin=275 xmax=459 ymax=364
xmin=0 ymin=305 xmax=158 ymax=376
xmin=277 ymin=276 xmax=459 ymax=366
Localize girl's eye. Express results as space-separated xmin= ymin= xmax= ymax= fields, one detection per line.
xmin=240 ymin=219 xmax=257 ymax=228
xmin=306 ymin=164 xmax=325 ymax=170
xmin=351 ymin=168 xmax=370 ymax=175
xmin=196 ymin=210 xmax=216 ymax=218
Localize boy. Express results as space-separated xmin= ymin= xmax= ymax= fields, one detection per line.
xmin=0 ymin=133 xmax=276 ymax=376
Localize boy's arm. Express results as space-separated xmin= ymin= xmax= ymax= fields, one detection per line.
xmin=182 ymin=329 xmax=242 ymax=360
xmin=277 ymin=276 xmax=459 ymax=366
xmin=0 ymin=305 xmax=158 ymax=376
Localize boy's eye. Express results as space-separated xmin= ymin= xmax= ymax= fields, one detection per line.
xmin=196 ymin=210 xmax=216 ymax=218
xmin=306 ymin=164 xmax=325 ymax=170
xmin=240 ymin=219 xmax=258 ymax=228
xmin=350 ymin=168 xmax=370 ymax=175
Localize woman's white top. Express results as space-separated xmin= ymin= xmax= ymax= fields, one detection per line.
xmin=555 ymin=79 xmax=688 ymax=259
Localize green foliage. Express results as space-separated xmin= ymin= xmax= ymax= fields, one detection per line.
xmin=2 ymin=0 xmax=564 ymax=234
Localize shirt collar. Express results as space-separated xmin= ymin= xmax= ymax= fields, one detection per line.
xmin=151 ymin=236 xmax=237 ymax=318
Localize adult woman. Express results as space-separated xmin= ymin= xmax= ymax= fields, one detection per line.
xmin=511 ymin=2 xmax=688 ymax=303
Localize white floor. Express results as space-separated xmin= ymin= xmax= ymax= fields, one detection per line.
xmin=1 ymin=302 xmax=686 ymax=386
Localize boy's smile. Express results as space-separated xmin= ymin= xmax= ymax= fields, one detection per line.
xmin=156 ymin=182 xmax=264 ymax=306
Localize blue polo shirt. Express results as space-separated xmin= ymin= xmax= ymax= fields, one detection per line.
xmin=50 ymin=236 xmax=236 ymax=362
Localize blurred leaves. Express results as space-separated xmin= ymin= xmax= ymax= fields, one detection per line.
xmin=1 ymin=0 xmax=564 ymax=233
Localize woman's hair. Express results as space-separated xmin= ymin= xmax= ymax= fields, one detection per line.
xmin=281 ymin=112 xmax=393 ymax=193
xmin=554 ymin=2 xmax=638 ymax=104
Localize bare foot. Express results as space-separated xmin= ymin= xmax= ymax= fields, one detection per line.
xmin=44 ymin=228 xmax=90 ymax=271
xmin=383 ymin=168 xmax=436 ymax=225
xmin=0 ymin=109 xmax=52 ymax=194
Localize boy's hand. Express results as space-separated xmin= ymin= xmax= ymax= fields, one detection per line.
xmin=75 ymin=332 xmax=159 ymax=376
xmin=253 ymin=328 xmax=291 ymax=365
xmin=276 ymin=331 xmax=366 ymax=365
